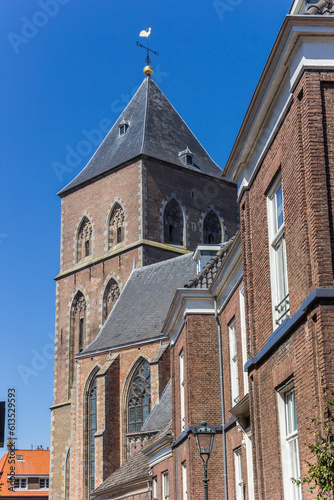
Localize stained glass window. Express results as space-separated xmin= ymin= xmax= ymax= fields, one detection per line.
xmin=128 ymin=360 xmax=151 ymax=432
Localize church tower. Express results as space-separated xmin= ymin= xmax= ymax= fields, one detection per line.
xmin=49 ymin=74 xmax=238 ymax=499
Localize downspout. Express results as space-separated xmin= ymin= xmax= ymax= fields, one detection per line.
xmin=147 ymin=480 xmax=152 ymax=500
xmin=214 ymin=296 xmax=228 ymax=500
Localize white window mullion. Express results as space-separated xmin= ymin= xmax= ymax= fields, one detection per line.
xmin=278 ymin=385 xmax=302 ymax=500
xmin=267 ymin=176 xmax=289 ymax=327
xmin=180 ymin=350 xmax=185 ymax=430
xmin=182 ymin=462 xmax=187 ymax=499
xmin=234 ymin=448 xmax=244 ymax=500
xmin=229 ymin=319 xmax=239 ymax=405
xmin=239 ymin=286 xmax=249 ymax=394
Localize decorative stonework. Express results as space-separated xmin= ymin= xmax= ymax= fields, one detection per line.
xmin=99 ymin=273 xmax=122 ymax=329
xmin=200 ymin=206 xmax=226 ymax=244
xmin=102 ymin=278 xmax=121 ymax=324
xmin=160 ymin=194 xmax=187 ymax=247
xmin=73 ymin=212 xmax=94 ymax=265
xmin=104 ymin=200 xmax=127 ymax=252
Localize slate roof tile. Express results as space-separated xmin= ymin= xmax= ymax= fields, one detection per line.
xmin=58 ymin=77 xmax=223 ymax=196
xmin=80 ymin=253 xmax=197 ymax=355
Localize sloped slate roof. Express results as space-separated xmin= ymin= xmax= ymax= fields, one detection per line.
xmin=306 ymin=0 xmax=334 ymax=14
xmin=141 ymin=380 xmax=172 ymax=432
xmin=93 ymin=448 xmax=150 ymax=492
xmin=59 ymin=77 xmax=223 ymax=195
xmin=81 ymin=253 xmax=197 ymax=355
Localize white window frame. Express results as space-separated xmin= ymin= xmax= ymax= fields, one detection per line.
xmin=277 ymin=383 xmax=302 ymax=500
xmin=244 ymin=431 xmax=255 ymax=500
xmin=267 ymin=175 xmax=289 ymax=328
xmin=180 ymin=350 xmax=185 ymax=431
xmin=39 ymin=477 xmax=49 ymax=489
xmin=13 ymin=477 xmax=28 ymax=489
xmin=152 ymin=476 xmax=158 ymax=500
xmin=234 ymin=448 xmax=244 ymax=500
xmin=239 ymin=285 xmax=249 ymax=394
xmin=162 ymin=471 xmax=169 ymax=500
xmin=182 ymin=461 xmax=187 ymax=500
xmin=229 ymin=318 xmax=239 ymax=406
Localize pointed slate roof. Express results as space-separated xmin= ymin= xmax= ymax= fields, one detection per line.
xmin=59 ymin=77 xmax=223 ymax=195
xmin=80 ymin=252 xmax=197 ymax=356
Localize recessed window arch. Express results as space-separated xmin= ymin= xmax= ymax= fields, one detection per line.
xmin=203 ymin=210 xmax=222 ymax=244
xmin=68 ymin=291 xmax=86 ymax=397
xmin=77 ymin=217 xmax=92 ymax=262
xmin=108 ymin=203 xmax=125 ymax=249
xmin=88 ymin=377 xmax=97 ymax=495
xmin=163 ymin=198 xmax=184 ymax=246
xmin=102 ymin=278 xmax=120 ymax=324
xmin=127 ymin=359 xmax=151 ymax=432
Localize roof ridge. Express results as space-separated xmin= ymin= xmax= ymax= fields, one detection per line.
xmin=58 ymin=79 xmax=147 ymax=196
xmin=185 ymin=234 xmax=237 ymax=289
xmin=131 ymin=251 xmax=193 ymax=276
xmin=140 ymin=77 xmax=150 ymax=154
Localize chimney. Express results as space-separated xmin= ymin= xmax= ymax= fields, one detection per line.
xmin=7 ymin=439 xmax=15 ymax=452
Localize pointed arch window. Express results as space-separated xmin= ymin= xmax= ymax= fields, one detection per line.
xmin=88 ymin=377 xmax=97 ymax=494
xmin=203 ymin=211 xmax=222 ymax=244
xmin=164 ymin=199 xmax=184 ymax=246
xmin=77 ymin=217 xmax=92 ymax=262
xmin=69 ymin=292 xmax=86 ymax=397
xmin=128 ymin=360 xmax=151 ymax=432
xmin=102 ymin=278 xmax=120 ymax=323
xmin=109 ymin=203 xmax=125 ymax=249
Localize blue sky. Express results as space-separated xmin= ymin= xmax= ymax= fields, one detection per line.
xmin=0 ymin=0 xmax=292 ymax=450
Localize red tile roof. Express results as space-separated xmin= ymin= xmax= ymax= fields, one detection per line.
xmin=0 ymin=449 xmax=49 ymax=498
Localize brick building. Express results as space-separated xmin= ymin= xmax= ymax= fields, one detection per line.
xmin=0 ymin=447 xmax=49 ymax=499
xmin=50 ymin=1 xmax=334 ymax=499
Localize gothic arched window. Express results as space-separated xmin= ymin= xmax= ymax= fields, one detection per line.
xmin=164 ymin=199 xmax=184 ymax=246
xmin=77 ymin=217 xmax=92 ymax=262
xmin=68 ymin=292 xmax=86 ymax=397
xmin=102 ymin=278 xmax=120 ymax=323
xmin=203 ymin=211 xmax=222 ymax=244
xmin=88 ymin=377 xmax=97 ymax=494
xmin=109 ymin=203 xmax=125 ymax=249
xmin=128 ymin=360 xmax=151 ymax=432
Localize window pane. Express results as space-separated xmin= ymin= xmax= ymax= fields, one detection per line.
xmin=276 ymin=186 xmax=284 ymax=230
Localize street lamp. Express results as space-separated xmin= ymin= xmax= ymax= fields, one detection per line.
xmin=192 ymin=420 xmax=216 ymax=500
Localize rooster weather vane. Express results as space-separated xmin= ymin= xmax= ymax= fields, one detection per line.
xmin=136 ymin=28 xmax=159 ymax=76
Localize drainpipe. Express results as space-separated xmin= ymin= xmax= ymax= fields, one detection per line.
xmin=214 ymin=297 xmax=228 ymax=500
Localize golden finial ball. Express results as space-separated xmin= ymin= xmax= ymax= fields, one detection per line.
xmin=143 ymin=65 xmax=153 ymax=76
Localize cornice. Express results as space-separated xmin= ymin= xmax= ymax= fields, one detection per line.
xmin=55 ymin=239 xmax=190 ymax=280
xmin=224 ymin=15 xmax=334 ymax=182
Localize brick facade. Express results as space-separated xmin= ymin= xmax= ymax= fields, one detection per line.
xmin=50 ymin=5 xmax=334 ymax=499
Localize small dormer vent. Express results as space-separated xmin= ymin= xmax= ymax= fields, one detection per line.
xmin=119 ymin=121 xmax=129 ymax=136
xmin=179 ymin=147 xmax=194 ymax=167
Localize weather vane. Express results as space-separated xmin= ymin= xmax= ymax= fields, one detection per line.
xmin=136 ymin=28 xmax=159 ymax=76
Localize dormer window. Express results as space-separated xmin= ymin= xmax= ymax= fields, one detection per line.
xmin=186 ymin=154 xmax=193 ymax=165
xmin=179 ymin=147 xmax=195 ymax=167
xmin=119 ymin=121 xmax=129 ymax=136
